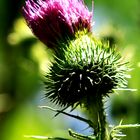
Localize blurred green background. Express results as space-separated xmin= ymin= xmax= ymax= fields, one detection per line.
xmin=0 ymin=0 xmax=140 ymax=140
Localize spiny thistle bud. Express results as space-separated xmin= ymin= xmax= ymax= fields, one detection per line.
xmin=45 ymin=32 xmax=129 ymax=108
xmin=22 ymin=0 xmax=92 ymax=49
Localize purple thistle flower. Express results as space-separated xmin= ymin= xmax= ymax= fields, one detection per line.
xmin=22 ymin=0 xmax=92 ymax=48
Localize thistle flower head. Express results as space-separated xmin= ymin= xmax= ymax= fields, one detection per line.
xmin=22 ymin=0 xmax=92 ymax=48
xmin=45 ymin=32 xmax=129 ymax=108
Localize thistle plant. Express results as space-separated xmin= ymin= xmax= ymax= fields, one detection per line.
xmin=22 ymin=0 xmax=140 ymax=140
xmin=44 ymin=32 xmax=129 ymax=140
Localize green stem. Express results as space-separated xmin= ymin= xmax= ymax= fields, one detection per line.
xmin=97 ymin=99 xmax=108 ymax=140
xmin=86 ymin=97 xmax=108 ymax=140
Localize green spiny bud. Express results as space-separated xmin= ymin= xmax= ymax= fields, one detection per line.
xmin=45 ymin=31 xmax=129 ymax=108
